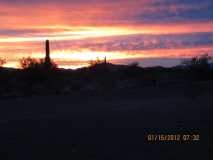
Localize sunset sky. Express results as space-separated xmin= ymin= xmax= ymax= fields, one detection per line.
xmin=0 ymin=0 xmax=213 ymax=69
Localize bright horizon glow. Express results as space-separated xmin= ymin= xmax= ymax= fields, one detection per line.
xmin=3 ymin=45 xmax=213 ymax=69
xmin=1 ymin=1 xmax=213 ymax=69
xmin=4 ymin=49 xmax=144 ymax=69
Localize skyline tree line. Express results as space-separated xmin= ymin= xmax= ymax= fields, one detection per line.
xmin=0 ymin=54 xmax=213 ymax=70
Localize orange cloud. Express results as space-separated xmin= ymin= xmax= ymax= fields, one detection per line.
xmin=1 ymin=0 xmax=213 ymax=69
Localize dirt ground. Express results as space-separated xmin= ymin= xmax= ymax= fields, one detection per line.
xmin=1 ymin=83 xmax=213 ymax=160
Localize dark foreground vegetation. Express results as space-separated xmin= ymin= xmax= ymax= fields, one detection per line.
xmin=1 ymin=54 xmax=213 ymax=159
xmin=0 ymin=54 xmax=213 ymax=99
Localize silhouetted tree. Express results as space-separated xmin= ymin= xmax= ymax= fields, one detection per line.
xmin=0 ymin=58 xmax=8 ymax=93
xmin=19 ymin=57 xmax=57 ymax=71
xmin=0 ymin=58 xmax=6 ymax=68
xmin=19 ymin=57 xmax=58 ymax=87
xmin=181 ymin=54 xmax=213 ymax=81
xmin=89 ymin=57 xmax=103 ymax=67
xmin=182 ymin=54 xmax=212 ymax=69
xmin=19 ymin=57 xmax=39 ymax=69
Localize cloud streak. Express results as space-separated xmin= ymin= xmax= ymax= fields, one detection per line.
xmin=0 ymin=0 xmax=213 ymax=68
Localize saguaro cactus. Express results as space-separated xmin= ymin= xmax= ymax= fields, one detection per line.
xmin=45 ymin=40 xmax=51 ymax=65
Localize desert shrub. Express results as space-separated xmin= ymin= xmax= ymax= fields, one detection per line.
xmin=0 ymin=58 xmax=6 ymax=68
xmin=19 ymin=57 xmax=58 ymax=85
xmin=19 ymin=57 xmax=57 ymax=70
xmin=89 ymin=57 xmax=103 ymax=67
xmin=87 ymin=57 xmax=110 ymax=75
xmin=181 ymin=54 xmax=213 ymax=81
xmin=0 ymin=58 xmax=6 ymax=84
xmin=182 ymin=54 xmax=212 ymax=69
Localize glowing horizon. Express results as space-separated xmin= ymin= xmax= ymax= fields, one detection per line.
xmin=1 ymin=0 xmax=213 ymax=69
xmin=3 ymin=44 xmax=213 ymax=69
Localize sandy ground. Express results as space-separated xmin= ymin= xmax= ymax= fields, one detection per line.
xmin=1 ymin=84 xmax=213 ymax=160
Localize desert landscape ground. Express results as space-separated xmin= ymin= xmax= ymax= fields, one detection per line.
xmin=1 ymin=80 xmax=213 ymax=159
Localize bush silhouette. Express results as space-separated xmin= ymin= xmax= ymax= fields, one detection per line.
xmin=182 ymin=54 xmax=211 ymax=69
xmin=181 ymin=54 xmax=213 ymax=81
xmin=19 ymin=57 xmax=57 ymax=71
xmin=89 ymin=57 xmax=103 ymax=67
xmin=0 ymin=58 xmax=6 ymax=68
xmin=19 ymin=57 xmax=58 ymax=85
xmin=87 ymin=57 xmax=110 ymax=74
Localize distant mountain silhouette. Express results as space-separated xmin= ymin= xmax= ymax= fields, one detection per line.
xmin=78 ymin=62 xmax=130 ymax=72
